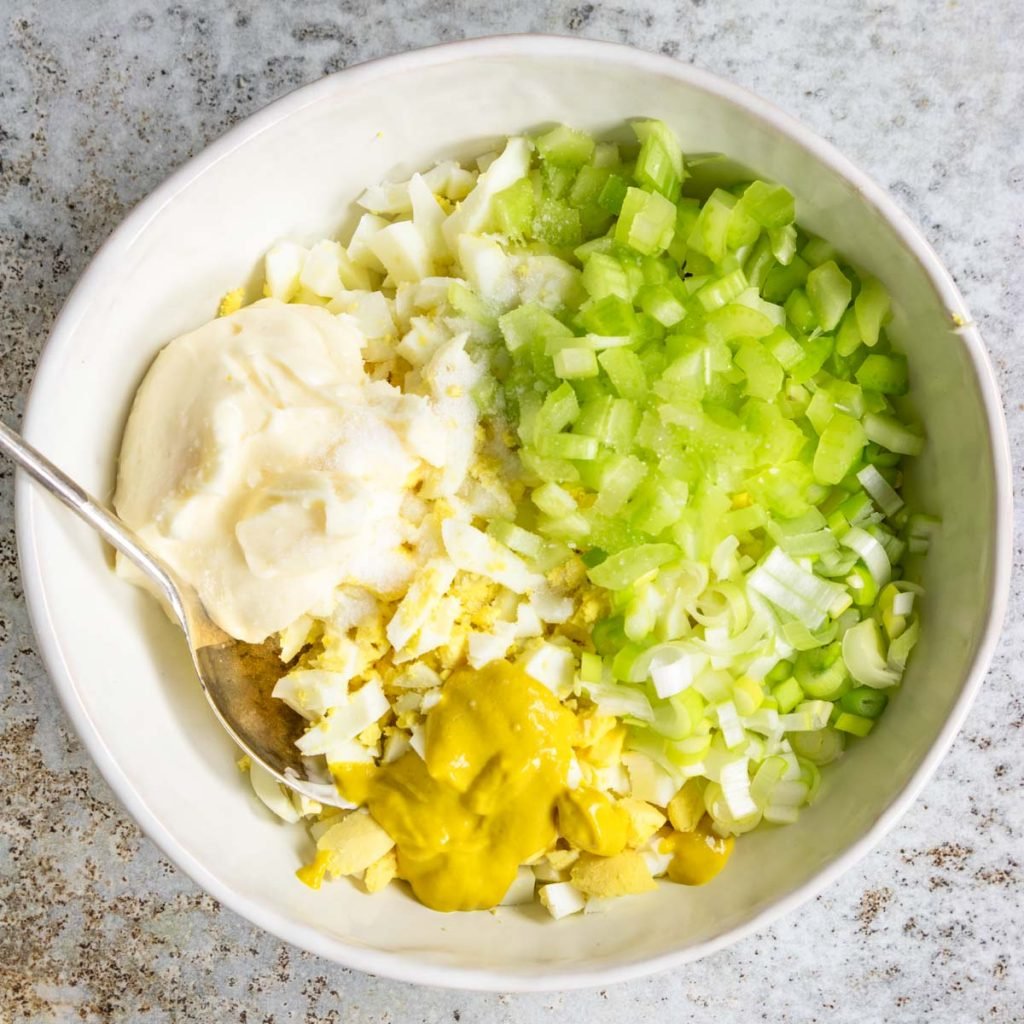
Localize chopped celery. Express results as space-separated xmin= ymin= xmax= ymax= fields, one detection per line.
xmin=813 ymin=413 xmax=867 ymax=485
xmin=553 ymin=346 xmax=599 ymax=379
xmin=588 ymin=544 xmax=679 ymax=589
xmin=854 ymin=276 xmax=891 ymax=346
xmin=633 ymin=119 xmax=685 ymax=200
xmin=763 ymin=255 xmax=810 ymax=303
xmin=740 ymin=180 xmax=795 ymax=229
xmin=537 ymin=432 xmax=599 ymax=461
xmin=492 ymin=178 xmax=535 ymax=238
xmin=535 ymin=124 xmax=596 ymax=166
xmin=615 ymin=187 xmax=677 ymax=256
xmin=579 ymin=294 xmax=639 ymax=337
xmin=499 ymin=303 xmax=572 ymax=352
xmin=568 ymin=164 xmax=611 ymax=208
xmin=532 ymin=481 xmax=578 ymax=517
xmin=805 ymin=260 xmax=852 ymax=331
xmin=855 ymin=353 xmax=908 ymax=395
xmin=597 ymin=173 xmax=629 ymax=214
xmin=532 ymin=198 xmax=582 ymax=248
xmin=365 ymin=119 xmax=936 ymax=854
xmin=688 ymin=189 xmax=735 ymax=264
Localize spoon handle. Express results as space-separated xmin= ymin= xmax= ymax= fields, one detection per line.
xmin=0 ymin=419 xmax=181 ymax=610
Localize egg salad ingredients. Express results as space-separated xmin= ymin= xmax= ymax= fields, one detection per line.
xmin=263 ymin=120 xmax=929 ymax=914
xmin=120 ymin=116 xmax=931 ymax=922
xmin=114 ymin=300 xmax=449 ymax=643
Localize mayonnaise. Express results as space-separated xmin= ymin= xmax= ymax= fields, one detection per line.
xmin=114 ymin=299 xmax=449 ymax=643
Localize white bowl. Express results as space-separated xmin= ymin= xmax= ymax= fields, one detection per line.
xmin=15 ymin=35 xmax=1012 ymax=991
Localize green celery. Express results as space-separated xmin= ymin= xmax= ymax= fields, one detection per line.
xmin=855 ymin=353 xmax=908 ymax=395
xmin=615 ymin=187 xmax=677 ymax=256
xmin=806 ymin=260 xmax=852 ymax=331
xmin=535 ymin=124 xmax=596 ymax=166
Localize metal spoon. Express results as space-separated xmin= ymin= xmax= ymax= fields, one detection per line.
xmin=1 ymin=419 xmax=347 ymax=808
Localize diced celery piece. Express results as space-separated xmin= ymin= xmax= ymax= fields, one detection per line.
xmin=806 ymin=260 xmax=852 ymax=331
xmin=789 ymin=332 xmax=834 ymax=384
xmin=537 ymin=381 xmax=580 ymax=433
xmin=582 ymin=253 xmax=633 ymax=301
xmin=537 ymin=432 xmax=599 ymax=461
xmin=834 ymin=712 xmax=874 ymax=737
xmin=835 ymin=307 xmax=862 ymax=357
xmin=535 ymin=124 xmax=596 ymax=166
xmin=695 ymin=268 xmax=748 ymax=312
xmin=863 ymin=413 xmax=924 ymax=456
xmin=762 ymin=255 xmax=810 ymax=303
xmin=668 ymin=198 xmax=701 ymax=262
xmin=541 ymin=162 xmax=576 ymax=200
xmin=628 ymin=476 xmax=689 ymax=535
xmin=855 ymin=353 xmax=908 ymax=395
xmin=813 ymin=412 xmax=867 ymax=485
xmin=805 ymin=389 xmax=836 ymax=435
xmin=784 ymin=288 xmax=817 ymax=332
xmin=492 ymin=177 xmax=535 ymax=238
xmin=519 ymin=447 xmax=581 ymax=484
xmin=487 ymin=520 xmax=544 ymax=559
xmin=573 ymin=395 xmax=615 ymax=438
xmin=568 ymin=164 xmax=611 ymax=208
xmin=575 ymin=396 xmax=638 ymax=448
xmin=688 ymin=189 xmax=736 ymax=264
xmin=727 ymin=200 xmax=761 ymax=250
xmin=579 ymin=295 xmax=639 ymax=337
xmin=579 ymin=204 xmax=613 ymax=241
xmin=765 ymin=327 xmax=806 ymax=370
xmin=707 ymin=302 xmax=776 ymax=340
xmin=599 ymin=347 xmax=647 ymax=401
xmin=532 ymin=481 xmax=578 ymax=517
xmin=770 ymin=224 xmax=798 ymax=265
xmin=633 ymin=119 xmax=685 ymax=200
xmin=801 ymin=236 xmax=839 ymax=267
xmin=736 ymin=341 xmax=784 ymax=400
xmin=553 ymin=346 xmax=600 ymax=379
xmin=854 ymin=275 xmax=891 ymax=347
xmin=743 ymin=233 xmax=777 ymax=291
xmin=499 ymin=302 xmax=572 ymax=352
xmin=587 ymin=543 xmax=679 ymax=589
xmin=538 ymin=511 xmax=592 ymax=541
xmin=615 ymin=187 xmax=677 ymax=256
xmin=772 ymin=677 xmax=804 ymax=714
xmin=741 ymin=180 xmax=795 ymax=229
xmin=532 ymin=198 xmax=582 ymax=248
xmin=637 ymin=284 xmax=686 ymax=327
xmin=597 ymin=173 xmax=629 ymax=214
xmin=746 ymin=461 xmax=815 ymax=517
xmin=592 ymin=454 xmax=648 ymax=515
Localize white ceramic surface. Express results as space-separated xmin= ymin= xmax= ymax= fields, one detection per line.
xmin=14 ymin=36 xmax=1011 ymax=991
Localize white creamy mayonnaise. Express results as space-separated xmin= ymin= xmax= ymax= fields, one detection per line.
xmin=114 ymin=299 xmax=450 ymax=642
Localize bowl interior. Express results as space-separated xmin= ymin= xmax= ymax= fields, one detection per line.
xmin=17 ymin=40 xmax=1004 ymax=988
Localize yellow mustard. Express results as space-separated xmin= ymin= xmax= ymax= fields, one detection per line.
xmin=365 ymin=661 xmax=575 ymax=912
xmin=664 ymin=815 xmax=734 ymax=886
xmin=330 ymin=762 xmax=377 ymax=806
xmin=557 ymin=788 xmax=629 ymax=857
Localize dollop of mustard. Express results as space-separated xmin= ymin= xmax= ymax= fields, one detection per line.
xmin=365 ymin=661 xmax=575 ymax=912
xmin=664 ymin=815 xmax=734 ymax=886
xmin=556 ymin=787 xmax=629 ymax=856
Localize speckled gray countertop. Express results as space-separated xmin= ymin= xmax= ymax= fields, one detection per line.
xmin=1 ymin=2 xmax=1022 ymax=1021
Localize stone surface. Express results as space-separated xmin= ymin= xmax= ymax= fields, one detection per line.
xmin=1 ymin=1 xmax=1022 ymax=1021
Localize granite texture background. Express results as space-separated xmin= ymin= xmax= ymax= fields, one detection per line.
xmin=1 ymin=1 xmax=1022 ymax=1021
